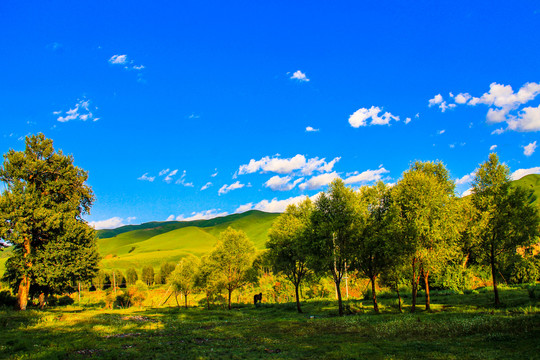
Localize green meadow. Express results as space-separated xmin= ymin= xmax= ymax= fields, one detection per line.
xmin=97 ymin=210 xmax=279 ymax=271
xmin=1 ymin=286 xmax=539 ymax=359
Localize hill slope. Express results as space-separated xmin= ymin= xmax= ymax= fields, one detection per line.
xmin=97 ymin=210 xmax=279 ymax=271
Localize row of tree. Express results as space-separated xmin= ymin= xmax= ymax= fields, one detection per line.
xmin=265 ymin=155 xmax=539 ymax=315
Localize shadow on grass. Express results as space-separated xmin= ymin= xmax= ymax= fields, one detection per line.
xmin=0 ymin=288 xmax=539 ymax=359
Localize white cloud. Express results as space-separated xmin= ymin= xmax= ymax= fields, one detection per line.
xmin=507 ymin=105 xmax=540 ymax=132
xmin=89 ymin=217 xmax=127 ymax=230
xmin=404 ymin=117 xmax=412 ymax=124
xmin=264 ymin=175 xmax=304 ymax=191
xmin=438 ymin=129 xmax=446 ymax=135
xmin=511 ymin=167 xmax=540 ymax=180
xmin=175 ymin=209 xmax=229 ymax=221
xmin=523 ymin=141 xmax=537 ymax=156
xmin=138 ymin=173 xmax=155 ymax=182
xmin=218 ymin=181 xmax=245 ymax=195
xmin=211 ymin=169 xmax=218 ymax=177
xmin=56 ymin=99 xmax=98 ymax=122
xmin=455 ymin=172 xmax=476 ymax=185
xmin=201 ymin=182 xmax=212 ymax=191
xmin=109 ymin=55 xmax=128 ymax=64
xmin=348 ymin=106 xmax=400 ymax=127
xmin=109 ymin=54 xmax=144 ymax=71
xmin=236 ymin=193 xmax=321 ymax=214
xmin=166 ymin=215 xmax=175 ymax=221
xmin=238 ymin=155 xmax=339 ymax=176
xmin=298 ymin=172 xmax=340 ymax=190
xmin=461 ymin=188 xmax=473 ymax=197
xmin=175 ymin=170 xmax=194 ymax=187
xmin=439 ymin=82 xmax=540 ymax=132
xmin=343 ymin=167 xmax=389 ymax=185
xmin=490 ymin=145 xmax=498 ymax=151
xmin=454 ymin=93 xmax=471 ymax=104
xmin=290 ymin=70 xmax=309 ymax=82
xmin=164 ymin=169 xmax=178 ymax=183
xmin=306 ymin=126 xmax=319 ymax=132
xmin=429 ymin=94 xmax=444 ymax=106
xmin=159 ymin=168 xmax=170 ymax=176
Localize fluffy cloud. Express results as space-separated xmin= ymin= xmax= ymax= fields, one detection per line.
xmin=56 ymin=99 xmax=98 ymax=122
xmin=455 ymin=172 xmax=476 ymax=185
xmin=175 ymin=209 xmax=229 ymax=221
xmin=201 ymin=182 xmax=212 ymax=191
xmin=433 ymin=82 xmax=540 ymax=132
xmin=343 ymin=167 xmax=389 ymax=185
xmin=348 ymin=106 xmax=400 ymax=127
xmin=109 ymin=54 xmax=144 ymax=71
xmin=159 ymin=168 xmax=170 ymax=176
xmin=264 ymin=175 xmax=304 ymax=191
xmin=511 ymin=167 xmax=540 ymax=180
xmin=523 ymin=141 xmax=537 ymax=156
xmin=236 ymin=193 xmax=321 ymax=214
xmin=428 ymin=94 xmax=456 ymax=112
xmin=218 ymin=181 xmax=245 ymax=195
xmin=306 ymin=126 xmax=319 ymax=132
xmin=88 ymin=216 xmax=135 ymax=230
xmin=290 ymin=70 xmax=309 ymax=82
xmin=490 ymin=145 xmax=498 ymax=151
xmin=137 ymin=173 xmax=155 ymax=182
xmin=298 ymin=172 xmax=340 ymax=190
xmin=238 ymin=155 xmax=340 ymax=176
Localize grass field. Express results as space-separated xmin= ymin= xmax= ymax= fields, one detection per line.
xmin=1 ymin=286 xmax=539 ymax=359
xmin=97 ymin=211 xmax=279 ymax=271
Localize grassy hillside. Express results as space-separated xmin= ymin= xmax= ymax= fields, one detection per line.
xmin=97 ymin=210 xmax=279 ymax=271
xmin=512 ymin=174 xmax=540 ymax=207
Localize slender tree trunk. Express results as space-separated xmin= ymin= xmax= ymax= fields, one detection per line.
xmin=411 ymin=257 xmax=418 ymax=313
xmin=396 ymin=285 xmax=403 ymax=313
xmin=371 ymin=275 xmax=379 ymax=314
xmin=491 ymin=245 xmax=500 ymax=306
xmin=184 ymin=293 xmax=188 ymax=309
xmin=228 ymin=288 xmax=232 ymax=310
xmin=422 ymin=267 xmax=431 ymax=311
xmin=294 ymin=283 xmax=302 ymax=313
xmin=175 ymin=291 xmax=180 ymax=307
xmin=206 ymin=291 xmax=210 ymax=310
xmin=333 ymin=274 xmax=343 ymax=316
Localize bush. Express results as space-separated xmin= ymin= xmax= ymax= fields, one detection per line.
xmin=115 ymin=281 xmax=148 ymax=308
xmin=0 ymin=290 xmax=17 ymax=307
xmin=526 ymin=284 xmax=540 ymax=299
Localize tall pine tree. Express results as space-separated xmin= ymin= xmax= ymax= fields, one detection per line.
xmin=0 ymin=134 xmax=99 ymax=310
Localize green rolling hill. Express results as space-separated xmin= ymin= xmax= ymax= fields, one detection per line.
xmin=97 ymin=210 xmax=280 ymax=271
xmin=511 ymin=174 xmax=540 ymax=207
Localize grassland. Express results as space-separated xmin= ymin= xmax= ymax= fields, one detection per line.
xmin=97 ymin=210 xmax=279 ymax=271
xmin=1 ymin=286 xmax=539 ymax=359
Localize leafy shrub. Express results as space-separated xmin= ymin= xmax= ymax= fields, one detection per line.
xmin=526 ymin=284 xmax=540 ymax=299
xmin=115 ymin=281 xmax=148 ymax=308
xmin=0 ymin=290 xmax=17 ymax=307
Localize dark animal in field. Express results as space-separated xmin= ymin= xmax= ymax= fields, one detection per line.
xmin=254 ymin=292 xmax=263 ymax=306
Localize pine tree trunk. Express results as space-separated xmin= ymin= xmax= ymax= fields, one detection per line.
xmin=371 ymin=275 xmax=379 ymax=314
xmin=17 ymin=275 xmax=30 ymax=311
xmin=295 ymin=283 xmax=302 ymax=313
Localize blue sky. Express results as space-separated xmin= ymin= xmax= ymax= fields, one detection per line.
xmin=1 ymin=1 xmax=539 ymax=229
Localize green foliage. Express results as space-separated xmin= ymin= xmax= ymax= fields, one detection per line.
xmin=168 ymin=255 xmax=200 ymax=307
xmin=209 ymin=227 xmax=256 ymax=309
xmin=266 ymin=198 xmax=314 ymax=312
xmin=156 ymin=262 xmax=176 ymax=285
xmin=141 ymin=266 xmax=154 ymax=286
xmin=471 ymin=153 xmax=540 ymax=305
xmin=0 ymin=134 xmax=99 ymax=309
xmin=126 ymin=268 xmax=138 ymax=286
xmin=115 ymin=281 xmax=147 ymax=308
xmin=0 ymin=289 xmax=16 ymax=307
